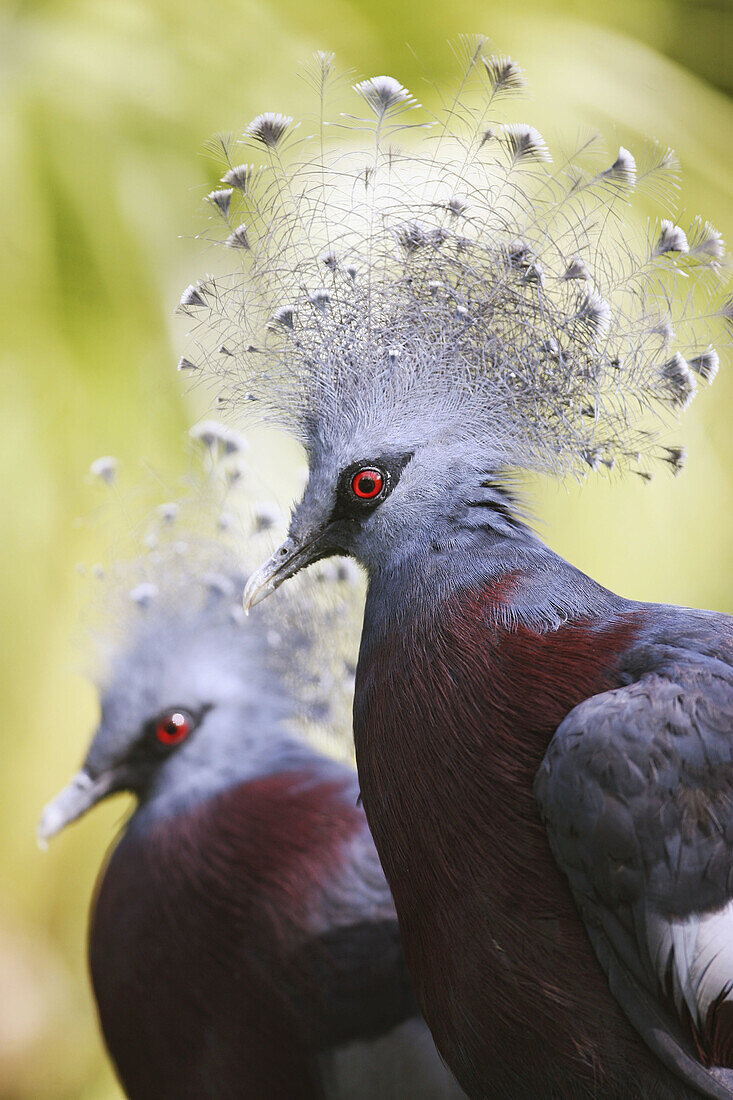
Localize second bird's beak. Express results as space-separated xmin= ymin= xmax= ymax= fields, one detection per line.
xmin=242 ymin=533 xmax=325 ymax=613
xmin=37 ymin=768 xmax=120 ymax=849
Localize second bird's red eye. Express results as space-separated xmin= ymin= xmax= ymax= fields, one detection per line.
xmin=352 ymin=469 xmax=384 ymax=499
xmin=155 ymin=711 xmax=191 ymax=746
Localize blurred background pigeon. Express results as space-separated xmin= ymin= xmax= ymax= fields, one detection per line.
xmin=39 ymin=435 xmax=465 ymax=1099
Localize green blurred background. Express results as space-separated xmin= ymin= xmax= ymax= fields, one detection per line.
xmin=1 ymin=0 xmax=731 ymax=1095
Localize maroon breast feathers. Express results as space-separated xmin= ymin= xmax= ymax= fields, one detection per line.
xmin=354 ymin=577 xmax=650 ymax=1096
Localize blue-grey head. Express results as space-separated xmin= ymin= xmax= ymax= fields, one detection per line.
xmin=39 ymin=450 xmax=361 ymax=844
xmin=178 ymin=46 xmax=729 ymax=604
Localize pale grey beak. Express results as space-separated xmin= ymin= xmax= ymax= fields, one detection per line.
xmin=242 ymin=534 xmax=324 ymax=613
xmin=37 ymin=768 xmax=117 ymax=849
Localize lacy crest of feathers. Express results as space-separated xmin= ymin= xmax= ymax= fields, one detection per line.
xmin=81 ymin=432 xmax=363 ymax=760
xmin=179 ymin=40 xmax=731 ymax=480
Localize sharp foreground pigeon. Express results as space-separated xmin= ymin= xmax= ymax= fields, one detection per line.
xmin=40 ymin=451 xmax=465 ymax=1099
xmin=183 ymin=45 xmax=733 ymax=1099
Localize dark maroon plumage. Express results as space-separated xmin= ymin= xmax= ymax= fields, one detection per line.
xmin=90 ymin=769 xmax=380 ymax=1099
xmin=81 ymin=750 xmax=464 ymax=1098
xmin=354 ymin=578 xmax=639 ymax=1096
xmin=351 ymin=556 xmax=733 ymax=1099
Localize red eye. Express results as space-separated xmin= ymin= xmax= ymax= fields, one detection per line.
xmin=351 ymin=468 xmax=384 ymax=500
xmin=155 ymin=711 xmax=191 ymax=746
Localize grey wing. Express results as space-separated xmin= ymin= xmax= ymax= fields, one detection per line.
xmin=535 ymin=651 xmax=733 ymax=1100
xmin=319 ymin=1017 xmax=468 ymax=1100
xmin=308 ymin=826 xmax=468 ymax=1097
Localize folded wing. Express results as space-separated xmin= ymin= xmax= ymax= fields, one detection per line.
xmin=535 ymin=632 xmax=733 ymax=1099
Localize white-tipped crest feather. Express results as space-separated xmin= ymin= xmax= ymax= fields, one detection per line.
xmin=245 ymin=113 xmax=293 ymax=148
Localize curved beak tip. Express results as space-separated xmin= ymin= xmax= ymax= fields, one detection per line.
xmin=37 ymin=797 xmax=71 ymax=848
xmin=36 ymin=812 xmax=58 ymax=850
xmin=241 ymin=537 xmax=303 ymax=614
xmin=36 ymin=769 xmax=109 ymax=848
xmin=241 ymin=570 xmax=274 ymax=615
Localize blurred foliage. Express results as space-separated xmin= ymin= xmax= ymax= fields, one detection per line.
xmin=0 ymin=0 xmax=730 ymax=1096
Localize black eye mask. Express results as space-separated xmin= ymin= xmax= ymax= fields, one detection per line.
xmin=330 ymin=451 xmax=414 ymax=523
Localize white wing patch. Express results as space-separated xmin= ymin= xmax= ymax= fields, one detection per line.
xmin=647 ymin=901 xmax=733 ymax=1028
